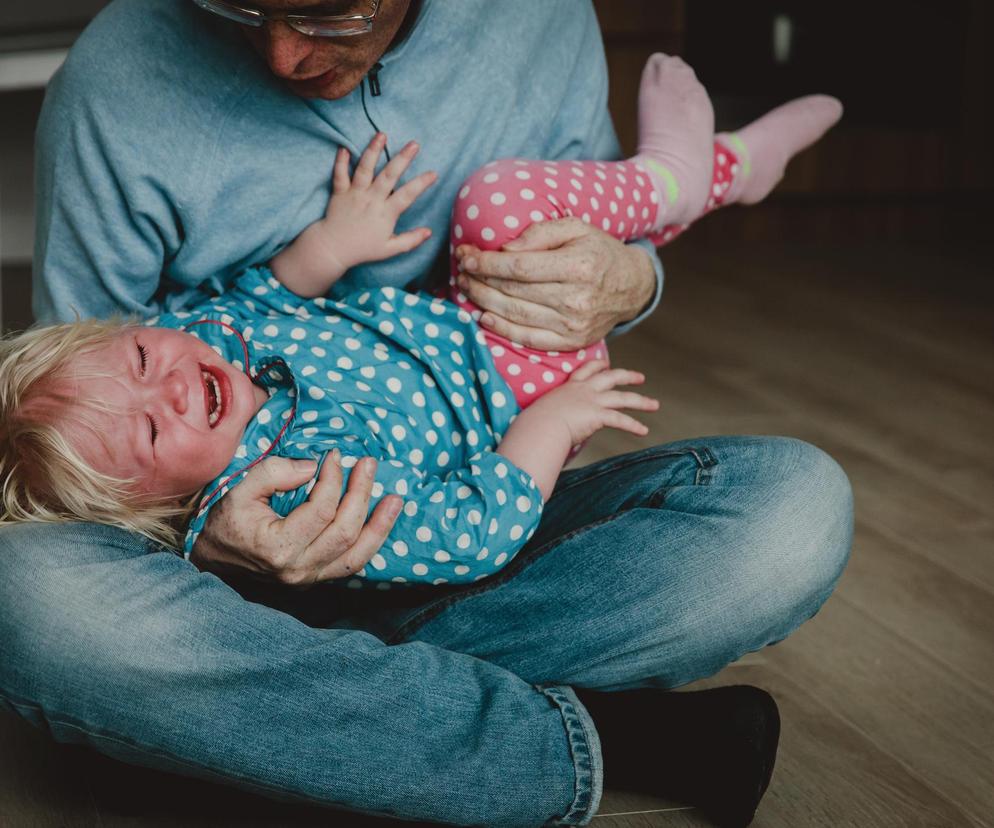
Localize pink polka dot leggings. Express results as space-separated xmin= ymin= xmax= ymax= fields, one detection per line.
xmin=448 ymin=140 xmax=741 ymax=409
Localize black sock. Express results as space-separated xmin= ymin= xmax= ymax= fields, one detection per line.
xmin=575 ymin=684 xmax=780 ymax=828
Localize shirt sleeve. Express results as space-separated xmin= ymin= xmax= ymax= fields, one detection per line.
xmin=544 ymin=0 xmax=664 ymax=337
xmin=609 ymin=239 xmax=665 ymax=338
xmin=227 ymin=267 xmax=313 ymax=314
xmin=32 ymin=34 xmax=187 ymax=323
xmin=270 ymin=448 xmax=543 ymax=585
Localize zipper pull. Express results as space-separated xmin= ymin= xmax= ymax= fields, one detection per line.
xmin=368 ymin=61 xmax=383 ymax=97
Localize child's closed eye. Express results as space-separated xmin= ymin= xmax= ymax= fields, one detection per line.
xmin=146 ymin=414 xmax=159 ymax=444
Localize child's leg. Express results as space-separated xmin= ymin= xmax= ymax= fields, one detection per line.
xmin=449 ymin=149 xmax=736 ymax=409
xmin=630 ymin=54 xmax=842 ymax=244
xmin=451 ymin=54 xmax=842 ymax=410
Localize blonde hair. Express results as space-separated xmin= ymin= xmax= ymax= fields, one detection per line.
xmin=0 ymin=319 xmax=198 ymax=550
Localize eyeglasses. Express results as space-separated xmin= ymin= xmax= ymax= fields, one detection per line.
xmin=191 ymin=0 xmax=380 ymax=37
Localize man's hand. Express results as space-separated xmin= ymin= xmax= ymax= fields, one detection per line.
xmin=190 ymin=453 xmax=402 ymax=589
xmin=454 ymin=217 xmax=656 ymax=351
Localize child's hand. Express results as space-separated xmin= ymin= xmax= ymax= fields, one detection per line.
xmin=320 ymin=132 xmax=438 ymax=271
xmin=271 ymin=133 xmax=437 ymax=297
xmin=535 ymin=360 xmax=660 ymax=445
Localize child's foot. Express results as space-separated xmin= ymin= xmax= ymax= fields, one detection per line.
xmin=719 ymin=95 xmax=844 ymax=205
xmin=631 ymin=53 xmax=715 ymax=228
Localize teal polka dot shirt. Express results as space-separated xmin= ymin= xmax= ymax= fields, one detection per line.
xmin=148 ymin=268 xmax=542 ymax=588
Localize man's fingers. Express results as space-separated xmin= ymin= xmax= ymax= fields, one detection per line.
xmin=501 ymin=215 xmax=590 ymax=252
xmin=460 ymin=276 xmax=568 ymax=333
xmin=353 ymin=132 xmax=386 ymax=188
xmin=332 ymin=147 xmax=351 ymax=194
xmin=389 ymin=170 xmax=438 ymax=213
xmin=386 ymin=228 xmax=433 ymax=257
xmin=282 ymin=450 xmax=345 ymax=543
xmin=312 ymin=496 xmax=402 ymax=582
xmin=478 ymin=311 xmax=585 ymax=352
xmin=373 ymin=140 xmax=419 ymax=193
xmin=458 ymin=272 xmax=565 ymax=309
xmin=233 ymin=455 xmax=319 ymax=504
xmin=309 ymin=456 xmax=378 ymax=550
xmin=458 ymin=247 xmax=572 ymax=284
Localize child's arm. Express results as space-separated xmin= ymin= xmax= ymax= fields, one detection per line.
xmin=270 ymin=133 xmax=438 ymax=298
xmin=260 ymin=365 xmax=656 ymax=585
xmin=496 ymin=361 xmax=660 ymax=500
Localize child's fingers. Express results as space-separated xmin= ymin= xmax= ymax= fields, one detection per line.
xmin=602 ymin=410 xmax=651 ymax=437
xmin=386 ymin=228 xmax=433 ymax=258
xmin=373 ymin=140 xmax=419 ymax=194
xmin=353 ymin=132 xmax=386 ymax=188
xmin=332 ymin=147 xmax=351 ymax=194
xmin=601 ymin=391 xmax=660 ymax=412
xmin=389 ymin=170 xmax=438 ymax=213
xmin=569 ymin=359 xmax=610 ymax=382
xmin=590 ymin=368 xmax=645 ymax=391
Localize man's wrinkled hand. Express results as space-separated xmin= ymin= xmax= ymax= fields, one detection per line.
xmin=190 ymin=453 xmax=402 ymax=589
xmin=454 ymin=217 xmax=655 ymax=351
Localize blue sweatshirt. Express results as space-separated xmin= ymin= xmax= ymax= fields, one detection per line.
xmin=154 ymin=267 xmax=540 ymax=587
xmin=33 ymin=0 xmax=663 ymax=327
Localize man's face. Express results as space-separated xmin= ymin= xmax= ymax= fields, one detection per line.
xmin=61 ymin=328 xmax=267 ymax=502
xmin=240 ymin=0 xmax=412 ymax=99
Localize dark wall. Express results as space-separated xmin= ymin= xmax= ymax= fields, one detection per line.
xmin=0 ymin=1 xmax=110 ymax=34
xmin=593 ymin=0 xmax=994 ymax=241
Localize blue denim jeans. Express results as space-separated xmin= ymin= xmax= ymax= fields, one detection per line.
xmin=0 ymin=436 xmax=852 ymax=826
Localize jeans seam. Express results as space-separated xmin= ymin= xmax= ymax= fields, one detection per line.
xmin=386 ymin=446 xmax=721 ymax=644
xmin=536 ymin=685 xmax=603 ymax=826
xmin=384 ymin=511 xmax=621 ymax=645
xmin=554 ymin=445 xmax=715 ymax=497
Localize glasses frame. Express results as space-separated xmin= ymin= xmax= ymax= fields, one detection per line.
xmin=192 ymin=0 xmax=381 ymax=37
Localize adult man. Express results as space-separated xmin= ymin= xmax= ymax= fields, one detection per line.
xmin=0 ymin=1 xmax=852 ymax=825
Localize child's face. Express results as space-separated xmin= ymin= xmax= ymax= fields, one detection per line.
xmin=64 ymin=327 xmax=265 ymax=501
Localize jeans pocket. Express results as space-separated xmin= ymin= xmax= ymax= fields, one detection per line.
xmin=554 ymin=442 xmax=718 ymax=499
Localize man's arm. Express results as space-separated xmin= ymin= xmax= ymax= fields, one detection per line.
xmin=32 ymin=17 xmax=188 ymax=324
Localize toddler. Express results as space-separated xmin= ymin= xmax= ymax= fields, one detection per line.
xmin=0 ymin=55 xmax=842 ymax=588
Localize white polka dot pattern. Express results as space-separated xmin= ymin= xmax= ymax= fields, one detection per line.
xmin=175 ymin=267 xmax=543 ymax=586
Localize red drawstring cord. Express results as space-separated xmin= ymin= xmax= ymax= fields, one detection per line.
xmin=180 ymin=318 xmax=299 ymax=514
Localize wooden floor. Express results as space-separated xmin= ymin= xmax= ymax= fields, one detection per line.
xmin=2 ymin=235 xmax=992 ymax=826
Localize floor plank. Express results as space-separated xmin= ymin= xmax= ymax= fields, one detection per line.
xmin=632 ymin=267 xmax=994 ymax=520
xmin=836 ymin=520 xmax=994 ymax=694
xmin=0 ymin=714 xmax=100 ymax=828
xmin=690 ymin=666 xmax=980 ymax=827
xmin=762 ymin=595 xmax=994 ymax=823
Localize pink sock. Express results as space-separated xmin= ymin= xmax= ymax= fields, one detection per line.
xmin=718 ymin=95 xmax=844 ymax=205
xmin=630 ymin=53 xmax=715 ymax=229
